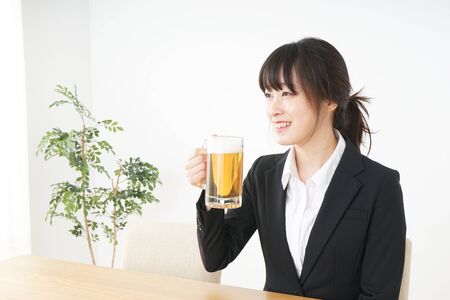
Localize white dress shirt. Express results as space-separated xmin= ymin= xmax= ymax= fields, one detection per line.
xmin=282 ymin=129 xmax=346 ymax=278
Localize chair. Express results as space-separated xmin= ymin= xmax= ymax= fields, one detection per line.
xmin=122 ymin=219 xmax=221 ymax=283
xmin=399 ymin=238 xmax=412 ymax=300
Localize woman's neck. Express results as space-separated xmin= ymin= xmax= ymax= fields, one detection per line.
xmin=293 ymin=127 xmax=338 ymax=183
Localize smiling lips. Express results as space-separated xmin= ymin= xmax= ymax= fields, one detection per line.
xmin=273 ymin=121 xmax=292 ymax=129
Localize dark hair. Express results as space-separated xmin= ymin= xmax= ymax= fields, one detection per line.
xmin=259 ymin=37 xmax=372 ymax=154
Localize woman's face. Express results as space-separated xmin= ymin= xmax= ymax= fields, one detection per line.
xmin=263 ymin=68 xmax=338 ymax=147
xmin=265 ymin=82 xmax=319 ymax=146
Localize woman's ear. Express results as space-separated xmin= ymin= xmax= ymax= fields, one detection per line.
xmin=324 ymin=100 xmax=338 ymax=112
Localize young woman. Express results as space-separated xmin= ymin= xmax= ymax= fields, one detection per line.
xmin=185 ymin=37 xmax=406 ymax=300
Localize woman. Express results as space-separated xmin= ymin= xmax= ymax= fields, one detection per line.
xmin=185 ymin=37 xmax=406 ymax=300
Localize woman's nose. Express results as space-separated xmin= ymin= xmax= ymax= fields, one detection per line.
xmin=267 ymin=95 xmax=282 ymax=117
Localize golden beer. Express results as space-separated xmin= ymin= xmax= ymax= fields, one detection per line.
xmin=205 ymin=136 xmax=243 ymax=209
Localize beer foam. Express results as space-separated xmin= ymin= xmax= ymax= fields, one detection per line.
xmin=206 ymin=136 xmax=243 ymax=153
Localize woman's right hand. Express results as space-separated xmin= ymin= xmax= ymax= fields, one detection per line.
xmin=185 ymin=148 xmax=207 ymax=189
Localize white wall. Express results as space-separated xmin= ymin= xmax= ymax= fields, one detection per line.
xmin=24 ymin=1 xmax=450 ymax=299
xmin=22 ymin=0 xmax=94 ymax=264
xmin=0 ymin=0 xmax=30 ymax=260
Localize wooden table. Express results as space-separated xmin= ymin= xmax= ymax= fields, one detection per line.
xmin=0 ymin=256 xmax=316 ymax=299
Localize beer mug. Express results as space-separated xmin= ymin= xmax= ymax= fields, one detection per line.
xmin=204 ymin=135 xmax=243 ymax=209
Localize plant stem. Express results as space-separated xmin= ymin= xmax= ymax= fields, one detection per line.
xmin=82 ymin=206 xmax=96 ymax=265
xmin=111 ymin=202 xmax=117 ymax=268
xmin=81 ymin=122 xmax=96 ymax=265
xmin=111 ymin=169 xmax=122 ymax=268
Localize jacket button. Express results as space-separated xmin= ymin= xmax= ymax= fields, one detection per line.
xmin=197 ymin=216 xmax=203 ymax=231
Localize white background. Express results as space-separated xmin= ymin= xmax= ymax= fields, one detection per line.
xmin=0 ymin=0 xmax=30 ymax=260
xmin=22 ymin=0 xmax=450 ymax=299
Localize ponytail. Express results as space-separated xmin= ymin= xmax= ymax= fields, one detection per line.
xmin=333 ymin=88 xmax=373 ymax=154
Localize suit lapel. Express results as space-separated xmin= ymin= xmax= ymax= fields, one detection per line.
xmin=265 ymin=150 xmax=304 ymax=293
xmin=299 ymin=138 xmax=364 ymax=285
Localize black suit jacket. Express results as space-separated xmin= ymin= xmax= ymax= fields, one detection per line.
xmin=196 ymin=137 xmax=406 ymax=300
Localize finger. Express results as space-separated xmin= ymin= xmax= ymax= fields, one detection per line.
xmin=185 ymin=154 xmax=207 ymax=171
xmin=187 ymin=148 xmax=206 ymax=160
xmin=188 ymin=170 xmax=206 ymax=187
xmin=186 ymin=161 xmax=206 ymax=178
xmin=190 ymin=170 xmax=206 ymax=187
xmin=184 ymin=155 xmax=206 ymax=172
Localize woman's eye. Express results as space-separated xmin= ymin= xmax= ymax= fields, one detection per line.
xmin=264 ymin=93 xmax=272 ymax=99
xmin=282 ymin=91 xmax=293 ymax=96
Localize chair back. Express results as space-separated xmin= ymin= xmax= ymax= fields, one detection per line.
xmin=122 ymin=220 xmax=221 ymax=283
xmin=399 ymin=238 xmax=412 ymax=300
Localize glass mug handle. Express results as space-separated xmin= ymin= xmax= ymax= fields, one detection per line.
xmin=201 ymin=134 xmax=218 ymax=190
xmin=201 ymin=138 xmax=208 ymax=190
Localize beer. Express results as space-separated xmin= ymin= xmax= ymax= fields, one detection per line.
xmin=205 ymin=136 xmax=243 ymax=209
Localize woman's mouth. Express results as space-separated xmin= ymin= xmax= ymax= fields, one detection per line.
xmin=273 ymin=121 xmax=292 ymax=132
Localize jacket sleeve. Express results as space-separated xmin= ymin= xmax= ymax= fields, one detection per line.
xmin=195 ymin=158 xmax=259 ymax=272
xmin=359 ymin=170 xmax=407 ymax=300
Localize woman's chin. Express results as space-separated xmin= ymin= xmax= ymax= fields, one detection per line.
xmin=274 ymin=135 xmax=293 ymax=146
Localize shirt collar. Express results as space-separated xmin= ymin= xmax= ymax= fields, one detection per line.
xmin=281 ymin=129 xmax=346 ymax=190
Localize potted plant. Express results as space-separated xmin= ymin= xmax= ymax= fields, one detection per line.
xmin=36 ymin=85 xmax=161 ymax=267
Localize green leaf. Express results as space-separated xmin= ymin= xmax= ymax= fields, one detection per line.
xmin=49 ymin=100 xmax=70 ymax=108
